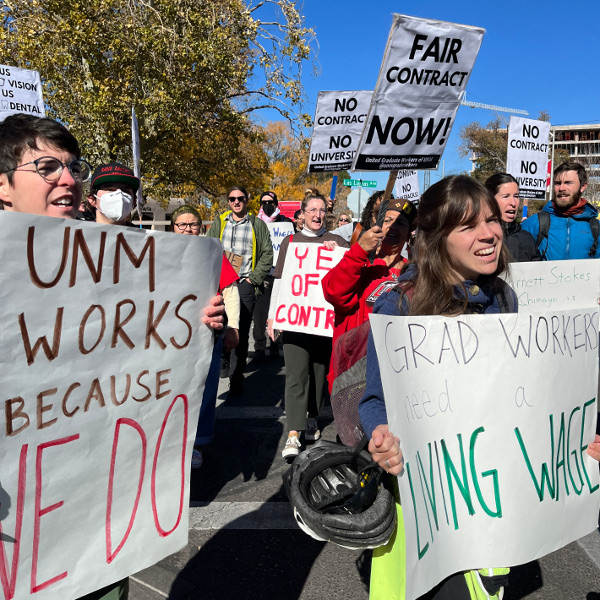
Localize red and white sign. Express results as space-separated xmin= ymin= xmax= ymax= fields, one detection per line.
xmin=0 ymin=212 xmax=220 ymax=599
xmin=278 ymin=201 xmax=301 ymax=220
xmin=274 ymin=243 xmax=346 ymax=337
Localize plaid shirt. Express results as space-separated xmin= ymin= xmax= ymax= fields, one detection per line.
xmin=221 ymin=213 xmax=253 ymax=277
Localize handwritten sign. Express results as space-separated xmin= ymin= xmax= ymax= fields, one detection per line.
xmin=504 ymin=260 xmax=600 ymax=311
xmin=275 ymin=243 xmax=346 ymax=337
xmin=394 ymin=170 xmax=420 ymax=204
xmin=0 ymin=65 xmax=45 ymax=120
xmin=0 ymin=212 xmax=220 ymax=599
xmin=371 ymin=308 xmax=600 ymax=600
xmin=353 ymin=15 xmax=484 ymax=171
xmin=506 ymin=117 xmax=551 ymax=200
xmin=267 ymin=222 xmax=294 ymax=266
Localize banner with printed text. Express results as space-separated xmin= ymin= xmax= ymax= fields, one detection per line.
xmin=506 ymin=117 xmax=551 ymax=199
xmin=274 ymin=243 xmax=346 ymax=337
xmin=0 ymin=212 xmax=220 ymax=599
xmin=0 ymin=65 xmax=45 ymax=120
xmin=308 ymin=90 xmax=372 ymax=172
xmin=353 ymin=15 xmax=484 ymax=171
xmin=371 ymin=308 xmax=600 ymax=600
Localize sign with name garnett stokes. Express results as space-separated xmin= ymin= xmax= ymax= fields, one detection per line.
xmin=0 ymin=212 xmax=220 ymax=599
xmin=308 ymin=90 xmax=372 ymax=172
xmin=0 ymin=65 xmax=45 ymax=120
xmin=352 ymin=15 xmax=484 ymax=171
xmin=506 ymin=116 xmax=551 ymax=200
xmin=371 ymin=307 xmax=599 ymax=600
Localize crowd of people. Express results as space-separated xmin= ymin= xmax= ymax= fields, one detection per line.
xmin=1 ymin=112 xmax=600 ymax=600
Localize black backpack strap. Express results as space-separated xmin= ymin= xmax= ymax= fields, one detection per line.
xmin=589 ymin=218 xmax=599 ymax=257
xmin=535 ymin=211 xmax=550 ymax=260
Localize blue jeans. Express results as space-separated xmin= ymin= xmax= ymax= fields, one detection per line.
xmin=195 ymin=335 xmax=223 ymax=445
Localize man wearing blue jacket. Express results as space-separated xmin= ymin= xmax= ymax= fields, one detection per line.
xmin=521 ymin=162 xmax=600 ymax=260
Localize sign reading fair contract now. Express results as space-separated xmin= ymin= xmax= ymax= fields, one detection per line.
xmin=274 ymin=243 xmax=346 ymax=337
xmin=353 ymin=15 xmax=484 ymax=171
xmin=0 ymin=65 xmax=45 ymax=119
xmin=0 ymin=212 xmax=220 ymax=599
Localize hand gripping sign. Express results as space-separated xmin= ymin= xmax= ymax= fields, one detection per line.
xmin=370 ymin=308 xmax=600 ymax=600
xmin=353 ymin=14 xmax=484 ymax=171
xmin=0 ymin=212 xmax=220 ymax=599
xmin=274 ymin=243 xmax=346 ymax=337
xmin=308 ymin=90 xmax=372 ymax=173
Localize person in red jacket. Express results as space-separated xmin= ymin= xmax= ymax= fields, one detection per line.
xmin=322 ymin=199 xmax=414 ymax=392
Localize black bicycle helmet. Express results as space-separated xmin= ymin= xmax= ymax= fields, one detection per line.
xmin=282 ymin=440 xmax=396 ymax=550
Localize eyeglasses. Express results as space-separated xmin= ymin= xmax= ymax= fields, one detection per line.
xmin=338 ymin=217 xmax=350 ymax=223
xmin=228 ymin=195 xmax=246 ymax=203
xmin=5 ymin=156 xmax=92 ymax=183
xmin=175 ymin=222 xmax=201 ymax=231
xmin=305 ymin=208 xmax=326 ymax=215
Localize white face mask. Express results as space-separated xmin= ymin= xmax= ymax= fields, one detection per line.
xmin=95 ymin=189 xmax=133 ymax=221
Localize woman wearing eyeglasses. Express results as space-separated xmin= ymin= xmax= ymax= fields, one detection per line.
xmin=267 ymin=193 xmax=350 ymax=459
xmin=172 ymin=205 xmax=240 ymax=469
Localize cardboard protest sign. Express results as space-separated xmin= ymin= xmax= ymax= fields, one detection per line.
xmin=308 ymin=91 xmax=372 ymax=172
xmin=353 ymin=15 xmax=484 ymax=171
xmin=0 ymin=212 xmax=220 ymax=599
xmin=224 ymin=250 xmax=243 ymax=275
xmin=274 ymin=243 xmax=346 ymax=337
xmin=507 ymin=117 xmax=551 ymax=199
xmin=394 ymin=170 xmax=420 ymax=204
xmin=0 ymin=65 xmax=45 ymax=120
xmin=371 ymin=309 xmax=600 ymax=600
xmin=267 ymin=222 xmax=294 ymax=266
xmin=504 ymin=259 xmax=600 ymax=312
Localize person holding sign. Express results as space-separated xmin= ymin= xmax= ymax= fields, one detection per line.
xmin=0 ymin=113 xmax=225 ymax=600
xmin=172 ymin=205 xmax=240 ymax=469
xmin=360 ymin=176 xmax=517 ymax=600
xmin=267 ymin=193 xmax=349 ymax=458
xmin=485 ymin=173 xmax=540 ymax=262
xmin=521 ymin=162 xmax=600 ymax=260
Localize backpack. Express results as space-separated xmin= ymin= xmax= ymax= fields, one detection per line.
xmin=535 ymin=210 xmax=600 ymax=259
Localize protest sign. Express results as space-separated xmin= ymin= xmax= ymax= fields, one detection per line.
xmin=394 ymin=170 xmax=420 ymax=204
xmin=505 ymin=259 xmax=600 ymax=312
xmin=371 ymin=308 xmax=599 ymax=600
xmin=274 ymin=243 xmax=346 ymax=337
xmin=0 ymin=65 xmax=45 ymax=120
xmin=267 ymin=222 xmax=294 ymax=266
xmin=507 ymin=117 xmax=551 ymax=199
xmin=308 ymin=90 xmax=372 ymax=172
xmin=278 ymin=201 xmax=301 ymax=220
xmin=0 ymin=212 xmax=220 ymax=599
xmin=353 ymin=15 xmax=484 ymax=171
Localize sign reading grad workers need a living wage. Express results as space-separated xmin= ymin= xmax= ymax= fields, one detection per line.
xmin=0 ymin=65 xmax=45 ymax=120
xmin=274 ymin=243 xmax=346 ymax=337
xmin=370 ymin=309 xmax=600 ymax=600
xmin=0 ymin=212 xmax=220 ymax=600
xmin=506 ymin=116 xmax=551 ymax=200
xmin=353 ymin=15 xmax=484 ymax=171
xmin=308 ymin=90 xmax=372 ymax=172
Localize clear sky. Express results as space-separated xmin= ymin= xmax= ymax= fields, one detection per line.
xmin=294 ymin=0 xmax=600 ymax=189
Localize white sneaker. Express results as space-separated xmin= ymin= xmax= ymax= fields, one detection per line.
xmin=282 ymin=432 xmax=301 ymax=459
xmin=305 ymin=417 xmax=321 ymax=441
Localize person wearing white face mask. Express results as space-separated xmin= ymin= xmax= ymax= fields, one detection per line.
xmin=87 ymin=162 xmax=139 ymax=225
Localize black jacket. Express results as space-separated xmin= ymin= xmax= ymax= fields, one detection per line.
xmin=503 ymin=221 xmax=541 ymax=262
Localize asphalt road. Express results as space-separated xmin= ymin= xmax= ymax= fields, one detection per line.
xmin=129 ymin=347 xmax=600 ymax=600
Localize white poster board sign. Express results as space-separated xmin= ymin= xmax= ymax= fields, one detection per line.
xmin=506 ymin=117 xmax=551 ymax=199
xmin=353 ymin=15 xmax=484 ymax=171
xmin=371 ymin=309 xmax=600 ymax=600
xmin=394 ymin=170 xmax=420 ymax=204
xmin=274 ymin=243 xmax=346 ymax=337
xmin=308 ymin=90 xmax=372 ymax=173
xmin=504 ymin=260 xmax=600 ymax=311
xmin=0 ymin=212 xmax=220 ymax=599
xmin=267 ymin=222 xmax=294 ymax=266
xmin=0 ymin=65 xmax=45 ymax=120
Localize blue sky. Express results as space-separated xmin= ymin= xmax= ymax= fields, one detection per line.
xmin=292 ymin=0 xmax=600 ymax=189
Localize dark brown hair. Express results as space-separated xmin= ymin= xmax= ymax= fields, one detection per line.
xmin=408 ymin=175 xmax=510 ymax=316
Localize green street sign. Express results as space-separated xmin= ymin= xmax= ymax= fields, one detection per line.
xmin=343 ymin=178 xmax=377 ymax=188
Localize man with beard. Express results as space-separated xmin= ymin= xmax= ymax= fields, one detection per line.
xmin=521 ymin=162 xmax=600 ymax=260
